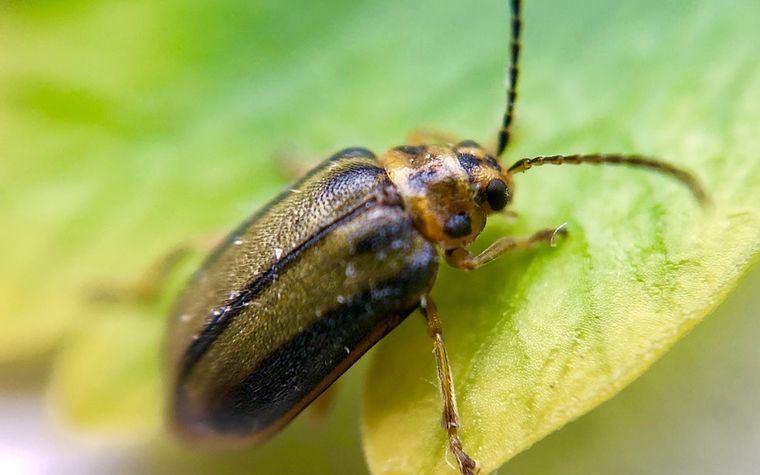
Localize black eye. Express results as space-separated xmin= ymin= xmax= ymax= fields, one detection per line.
xmin=443 ymin=212 xmax=472 ymax=238
xmin=486 ymin=179 xmax=508 ymax=211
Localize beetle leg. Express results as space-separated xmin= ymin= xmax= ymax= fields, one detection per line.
xmin=307 ymin=381 xmax=341 ymax=422
xmin=446 ymin=224 xmax=567 ymax=271
xmin=87 ymin=233 xmax=223 ymax=305
xmin=272 ymin=146 xmax=314 ymax=180
xmin=420 ymin=295 xmax=479 ymax=475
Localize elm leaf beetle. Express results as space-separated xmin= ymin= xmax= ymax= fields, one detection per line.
xmin=165 ymin=1 xmax=706 ymax=473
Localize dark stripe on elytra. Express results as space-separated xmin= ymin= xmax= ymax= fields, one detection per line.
xmin=200 ymin=244 xmax=437 ymax=434
xmin=177 ymin=161 xmax=385 ymax=317
xmin=178 ymin=184 xmax=394 ymax=383
xmin=193 ymin=150 xmax=379 ymax=270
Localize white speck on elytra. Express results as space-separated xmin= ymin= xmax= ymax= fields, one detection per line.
xmin=233 ymin=237 xmax=244 ymax=245
xmin=274 ymin=248 xmax=283 ymax=259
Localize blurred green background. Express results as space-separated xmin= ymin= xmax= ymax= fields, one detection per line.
xmin=1 ymin=0 xmax=759 ymax=474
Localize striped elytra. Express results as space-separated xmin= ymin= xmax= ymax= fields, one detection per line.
xmin=167 ymin=148 xmax=440 ymax=442
xmin=166 ymin=1 xmax=706 ymax=473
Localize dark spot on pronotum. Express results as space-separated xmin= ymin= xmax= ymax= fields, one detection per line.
xmin=456 ymin=152 xmax=481 ymax=175
xmin=443 ymin=212 xmax=472 ymax=238
xmin=486 ymin=179 xmax=508 ymax=211
xmin=484 ymin=155 xmax=502 ymax=171
xmin=407 ymin=168 xmax=441 ymax=191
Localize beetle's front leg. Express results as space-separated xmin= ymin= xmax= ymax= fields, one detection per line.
xmin=420 ymin=295 xmax=479 ymax=475
xmin=446 ymin=224 xmax=567 ymax=271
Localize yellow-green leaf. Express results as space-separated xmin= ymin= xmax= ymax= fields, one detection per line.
xmin=363 ymin=1 xmax=760 ymax=474
xmin=1 ymin=0 xmax=758 ymax=474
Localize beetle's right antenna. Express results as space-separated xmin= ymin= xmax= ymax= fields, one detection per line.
xmin=507 ymin=153 xmax=709 ymax=206
xmin=496 ymin=0 xmax=522 ymax=158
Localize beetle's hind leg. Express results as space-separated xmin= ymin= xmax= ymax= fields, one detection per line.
xmin=307 ymin=380 xmax=341 ymax=422
xmin=271 ymin=146 xmax=315 ymax=180
xmin=86 ymin=245 xmax=192 ymax=304
xmin=420 ymin=295 xmax=479 ymax=475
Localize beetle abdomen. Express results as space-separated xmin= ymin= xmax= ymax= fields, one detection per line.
xmin=167 ymin=148 xmax=438 ymax=442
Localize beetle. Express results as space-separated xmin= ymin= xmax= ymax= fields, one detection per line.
xmin=165 ymin=1 xmax=706 ymax=473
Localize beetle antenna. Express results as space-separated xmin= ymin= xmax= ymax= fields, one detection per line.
xmin=496 ymin=0 xmax=522 ymax=158
xmin=507 ymin=153 xmax=708 ymax=205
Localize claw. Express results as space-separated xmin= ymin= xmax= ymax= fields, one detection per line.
xmin=550 ymin=222 xmax=569 ymax=247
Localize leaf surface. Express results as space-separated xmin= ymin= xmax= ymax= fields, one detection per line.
xmin=1 ymin=1 xmax=758 ymax=474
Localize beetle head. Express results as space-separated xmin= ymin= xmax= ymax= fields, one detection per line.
xmin=379 ymin=141 xmax=513 ymax=249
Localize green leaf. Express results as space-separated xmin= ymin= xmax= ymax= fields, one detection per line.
xmin=1 ymin=0 xmax=758 ymax=474
xmin=363 ymin=2 xmax=760 ymax=474
xmin=48 ymin=308 xmax=165 ymax=435
xmin=507 ymin=263 xmax=760 ymax=473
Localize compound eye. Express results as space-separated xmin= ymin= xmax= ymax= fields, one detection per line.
xmin=486 ymin=179 xmax=508 ymax=211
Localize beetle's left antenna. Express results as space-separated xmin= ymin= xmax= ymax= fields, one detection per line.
xmin=496 ymin=0 xmax=522 ymax=157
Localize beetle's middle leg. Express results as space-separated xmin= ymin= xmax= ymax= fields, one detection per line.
xmin=86 ymin=233 xmax=223 ymax=305
xmin=446 ymin=224 xmax=567 ymax=271
xmin=420 ymin=294 xmax=479 ymax=475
